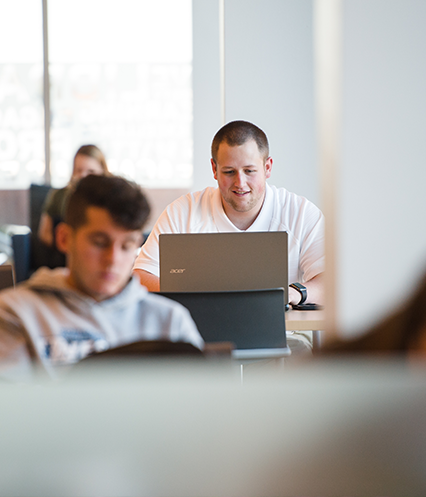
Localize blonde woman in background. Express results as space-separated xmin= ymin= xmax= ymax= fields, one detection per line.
xmin=38 ymin=144 xmax=110 ymax=248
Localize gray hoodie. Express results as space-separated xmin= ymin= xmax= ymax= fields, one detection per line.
xmin=0 ymin=268 xmax=203 ymax=381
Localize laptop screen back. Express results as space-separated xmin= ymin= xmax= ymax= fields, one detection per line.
xmin=159 ymin=232 xmax=288 ymax=299
xmin=158 ymin=288 xmax=287 ymax=350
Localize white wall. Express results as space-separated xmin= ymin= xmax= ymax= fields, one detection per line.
xmin=192 ymin=0 xmax=222 ymax=191
xmin=193 ymin=0 xmax=426 ymax=338
xmin=193 ymin=0 xmax=319 ymax=205
xmin=225 ymin=0 xmax=318 ymax=204
xmin=337 ymin=0 xmax=426 ymax=335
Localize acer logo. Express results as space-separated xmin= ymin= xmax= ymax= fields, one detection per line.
xmin=170 ymin=269 xmax=186 ymax=274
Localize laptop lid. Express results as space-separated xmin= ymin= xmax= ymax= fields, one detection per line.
xmin=159 ymin=232 xmax=288 ymax=301
xmin=158 ymin=288 xmax=289 ymax=359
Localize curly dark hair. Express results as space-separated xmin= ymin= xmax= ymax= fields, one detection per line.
xmin=65 ymin=175 xmax=150 ymax=232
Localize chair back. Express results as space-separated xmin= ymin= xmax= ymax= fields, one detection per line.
xmin=11 ymin=232 xmax=32 ymax=283
xmin=29 ymin=184 xmax=52 ymax=235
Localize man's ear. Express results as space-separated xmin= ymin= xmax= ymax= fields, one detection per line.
xmin=55 ymin=222 xmax=72 ymax=254
xmin=265 ymin=157 xmax=273 ymax=179
xmin=211 ymin=159 xmax=218 ymax=180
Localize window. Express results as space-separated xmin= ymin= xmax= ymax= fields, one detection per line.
xmin=0 ymin=1 xmax=44 ymax=189
xmin=0 ymin=0 xmax=193 ymax=189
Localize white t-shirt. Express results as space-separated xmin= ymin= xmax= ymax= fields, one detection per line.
xmin=134 ymin=184 xmax=324 ymax=284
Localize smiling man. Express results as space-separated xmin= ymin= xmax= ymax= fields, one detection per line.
xmin=134 ymin=120 xmax=324 ymax=308
xmin=0 ymin=175 xmax=203 ymax=381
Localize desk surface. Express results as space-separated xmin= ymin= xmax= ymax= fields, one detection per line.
xmin=285 ymin=309 xmax=325 ymax=331
xmin=1 ymin=360 xmax=425 ymax=497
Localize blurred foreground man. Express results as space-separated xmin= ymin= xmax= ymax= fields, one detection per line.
xmin=0 ymin=175 xmax=203 ymax=381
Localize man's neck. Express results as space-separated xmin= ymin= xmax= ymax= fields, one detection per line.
xmin=222 ymin=200 xmax=264 ymax=231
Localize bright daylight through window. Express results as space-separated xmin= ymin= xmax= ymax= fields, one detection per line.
xmin=0 ymin=0 xmax=193 ymax=189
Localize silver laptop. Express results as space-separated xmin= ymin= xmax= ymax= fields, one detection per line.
xmin=158 ymin=288 xmax=289 ymax=359
xmin=159 ymin=232 xmax=288 ymax=302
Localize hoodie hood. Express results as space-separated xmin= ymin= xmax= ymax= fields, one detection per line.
xmin=25 ymin=267 xmax=148 ymax=310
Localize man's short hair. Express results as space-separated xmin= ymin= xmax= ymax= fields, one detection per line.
xmin=65 ymin=175 xmax=151 ymax=231
xmin=211 ymin=120 xmax=269 ymax=163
